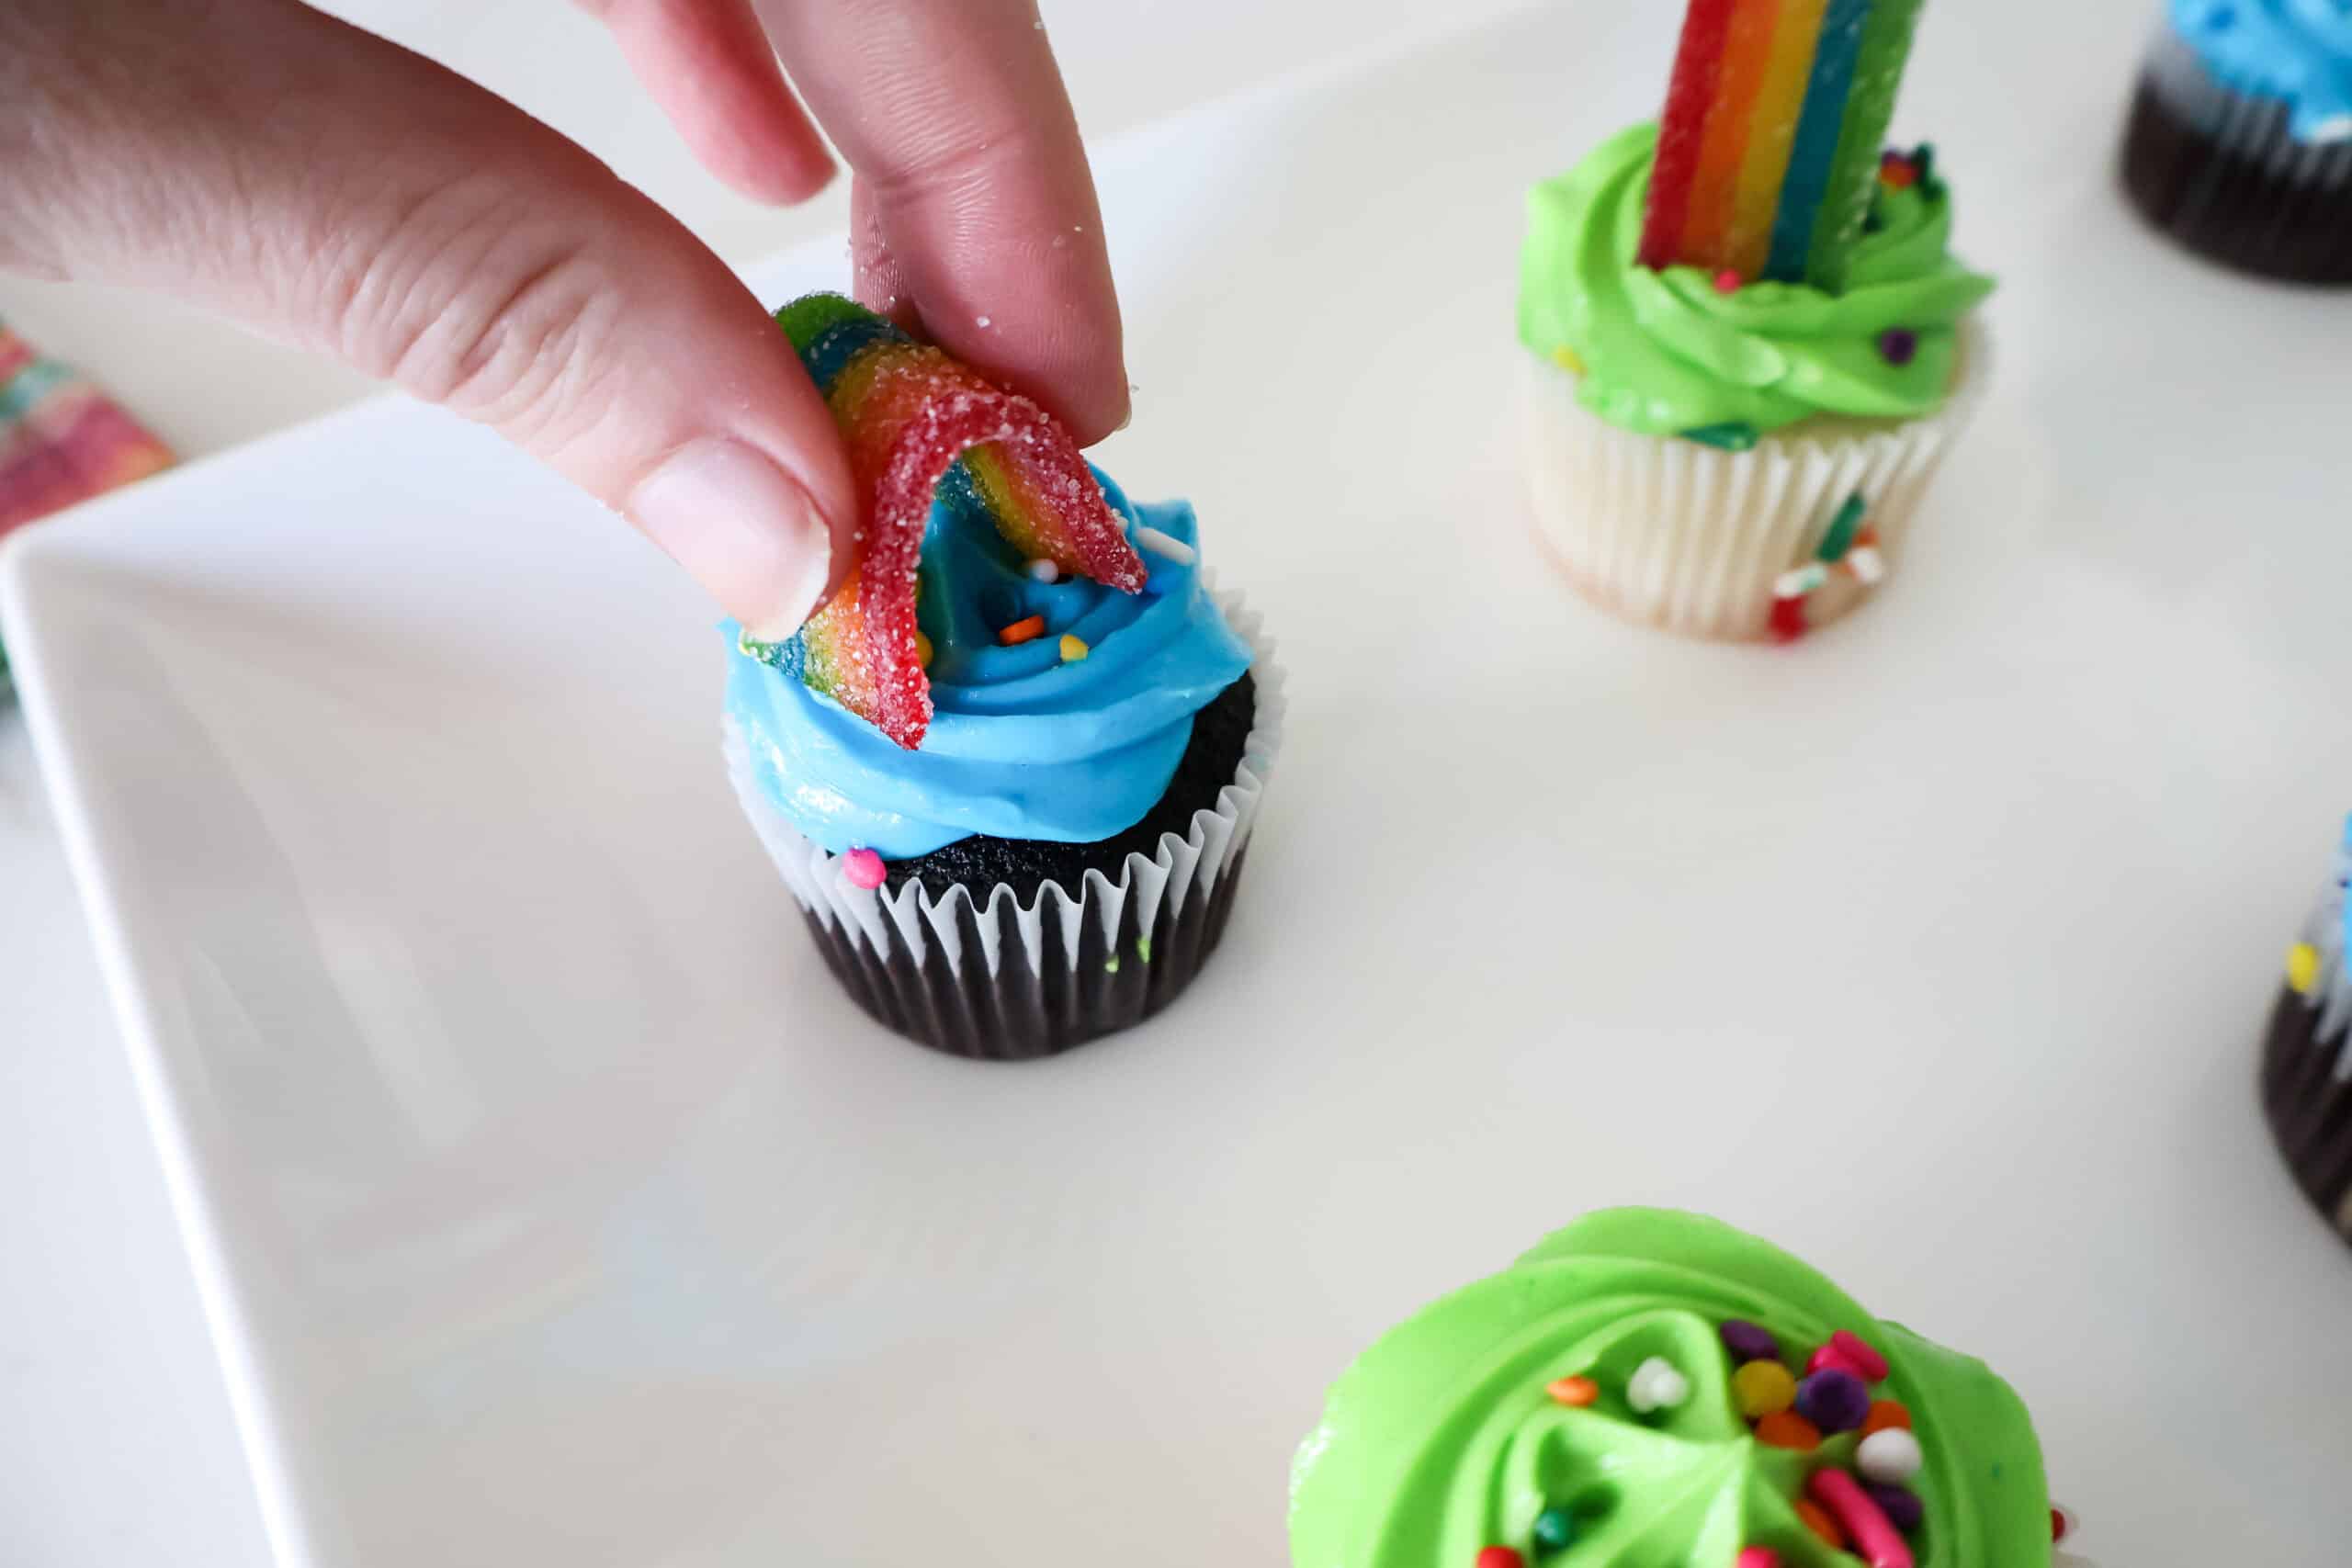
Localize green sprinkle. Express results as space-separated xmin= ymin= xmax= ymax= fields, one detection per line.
xmin=1136 ymin=937 xmax=1152 ymax=964
xmin=1532 ymin=1506 xmax=1577 ymax=1551
xmin=1104 ymin=956 xmax=1120 ymax=974
xmin=1679 ymin=422 xmax=1759 ymax=452
xmin=1815 ymin=491 xmax=1869 ymax=563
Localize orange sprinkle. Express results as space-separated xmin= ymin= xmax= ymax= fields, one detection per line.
xmin=1860 ymin=1399 xmax=1912 ymax=1437
xmin=1753 ymin=1411 xmax=1822 ymax=1451
xmin=1880 ymin=159 xmax=1918 ymax=191
xmin=1545 ymin=1376 xmax=1599 ymax=1407
xmin=997 ymin=615 xmax=1046 ymax=646
xmin=1794 ymin=1498 xmax=1846 ymax=1549
xmin=913 ymin=629 xmax=933 ymax=670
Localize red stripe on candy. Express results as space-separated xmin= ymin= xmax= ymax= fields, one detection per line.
xmin=1640 ymin=0 xmax=1741 ymax=269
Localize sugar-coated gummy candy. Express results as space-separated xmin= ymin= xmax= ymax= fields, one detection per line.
xmin=767 ymin=294 xmax=1145 ymax=750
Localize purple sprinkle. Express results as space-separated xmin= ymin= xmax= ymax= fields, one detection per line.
xmin=1863 ymin=1480 xmax=1925 ymax=1533
xmin=1718 ymin=1320 xmax=1780 ymax=1364
xmin=1793 ymin=1368 xmax=1871 ymax=1433
xmin=1878 ymin=328 xmax=1919 ymax=367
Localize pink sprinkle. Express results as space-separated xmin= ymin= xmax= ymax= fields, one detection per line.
xmin=842 ymin=848 xmax=887 ymax=890
xmin=1736 ymin=1551 xmax=1782 ymax=1568
xmin=1829 ymin=1330 xmax=1889 ymax=1382
xmin=1713 ymin=268 xmax=1743 ymax=294
xmin=1807 ymin=1471 xmax=1913 ymax=1568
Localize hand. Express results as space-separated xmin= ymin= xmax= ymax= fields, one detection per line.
xmin=0 ymin=0 xmax=1127 ymax=639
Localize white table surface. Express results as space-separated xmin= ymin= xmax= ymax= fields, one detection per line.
xmin=0 ymin=5 xmax=1522 ymax=1562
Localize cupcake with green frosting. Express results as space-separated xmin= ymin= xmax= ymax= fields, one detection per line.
xmin=1517 ymin=127 xmax=1995 ymax=642
xmin=1291 ymin=1209 xmax=2065 ymax=1568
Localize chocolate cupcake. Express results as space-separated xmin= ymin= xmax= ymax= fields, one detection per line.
xmin=724 ymin=296 xmax=1282 ymax=1061
xmin=2261 ymin=818 xmax=2352 ymax=1235
xmin=2120 ymin=2 xmax=2352 ymax=284
xmin=1291 ymin=1209 xmax=2070 ymax=1567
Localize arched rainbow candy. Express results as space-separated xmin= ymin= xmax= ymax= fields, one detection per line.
xmin=762 ymin=295 xmax=1145 ymax=750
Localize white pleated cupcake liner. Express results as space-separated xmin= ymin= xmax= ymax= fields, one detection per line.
xmin=725 ymin=585 xmax=1283 ymax=986
xmin=2143 ymin=28 xmax=2352 ymax=185
xmin=1519 ymin=320 xmax=1991 ymax=642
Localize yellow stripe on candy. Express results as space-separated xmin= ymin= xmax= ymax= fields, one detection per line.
xmin=1681 ymin=0 xmax=1783 ymax=269
xmin=1726 ymin=0 xmax=1832 ymax=280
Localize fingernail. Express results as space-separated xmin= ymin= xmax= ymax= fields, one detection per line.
xmin=629 ymin=438 xmax=831 ymax=638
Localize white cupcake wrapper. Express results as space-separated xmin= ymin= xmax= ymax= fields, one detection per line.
xmin=1519 ymin=320 xmax=1991 ymax=641
xmin=726 ymin=583 xmax=1283 ymax=987
xmin=2143 ymin=29 xmax=2352 ymax=182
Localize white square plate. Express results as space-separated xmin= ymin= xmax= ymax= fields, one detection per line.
xmin=8 ymin=5 xmax=2352 ymax=1562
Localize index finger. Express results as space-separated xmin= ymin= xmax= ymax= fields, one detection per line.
xmin=752 ymin=0 xmax=1129 ymax=444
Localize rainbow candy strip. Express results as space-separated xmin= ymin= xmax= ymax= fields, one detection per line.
xmin=759 ymin=295 xmax=1144 ymax=750
xmin=1639 ymin=0 xmax=1927 ymax=288
xmin=0 ymin=327 xmax=172 ymax=536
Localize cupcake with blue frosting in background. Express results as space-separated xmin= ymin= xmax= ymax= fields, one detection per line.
xmin=724 ymin=295 xmax=1282 ymax=1061
xmin=2120 ymin=1 xmax=2352 ymax=283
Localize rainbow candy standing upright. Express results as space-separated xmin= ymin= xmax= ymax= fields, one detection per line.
xmin=1638 ymin=0 xmax=1928 ymax=289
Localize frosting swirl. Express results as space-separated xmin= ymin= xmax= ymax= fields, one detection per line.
xmin=1289 ymin=1209 xmax=2049 ymax=1568
xmin=1517 ymin=124 xmax=1995 ymax=439
xmin=2170 ymin=0 xmax=2352 ymax=141
xmin=726 ymin=471 xmax=1251 ymax=858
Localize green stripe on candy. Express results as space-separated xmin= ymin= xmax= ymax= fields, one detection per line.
xmin=1804 ymin=0 xmax=1925 ymax=293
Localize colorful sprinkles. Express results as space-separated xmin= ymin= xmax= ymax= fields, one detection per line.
xmin=1474 ymin=1311 xmax=1996 ymax=1568
xmin=1770 ymin=491 xmax=1882 ymax=642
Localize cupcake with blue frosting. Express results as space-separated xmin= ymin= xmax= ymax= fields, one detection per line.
xmin=2120 ymin=1 xmax=2352 ymax=283
xmin=724 ymin=296 xmax=1282 ymax=1060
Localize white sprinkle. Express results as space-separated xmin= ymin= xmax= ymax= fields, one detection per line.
xmin=1858 ymin=1427 xmax=1924 ymax=1483
xmin=1052 ymin=234 xmax=1069 ymax=249
xmin=1625 ymin=1357 xmax=1690 ymax=1415
xmin=1131 ymin=525 xmax=1195 ymax=565
xmin=976 ymin=315 xmax=991 ymax=328
xmin=1025 ymin=558 xmax=1061 ymax=583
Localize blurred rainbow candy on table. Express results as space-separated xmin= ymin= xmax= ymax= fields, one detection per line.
xmin=0 ymin=327 xmax=171 ymax=536
xmin=1640 ymin=0 xmax=1927 ymax=288
xmin=0 ymin=325 xmax=175 ymax=697
xmin=747 ymin=295 xmax=1144 ymax=751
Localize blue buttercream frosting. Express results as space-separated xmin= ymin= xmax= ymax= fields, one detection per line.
xmin=2169 ymin=0 xmax=2352 ymax=141
xmin=726 ymin=469 xmax=1252 ymax=858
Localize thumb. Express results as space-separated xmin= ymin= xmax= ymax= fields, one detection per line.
xmin=0 ymin=0 xmax=854 ymax=640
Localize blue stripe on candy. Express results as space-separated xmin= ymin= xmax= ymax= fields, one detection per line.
xmin=1763 ymin=0 xmax=1873 ymax=283
xmin=797 ymin=314 xmax=907 ymax=392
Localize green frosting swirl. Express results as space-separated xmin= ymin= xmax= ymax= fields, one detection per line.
xmin=1517 ymin=125 xmax=1996 ymax=438
xmin=1289 ymin=1210 xmax=2048 ymax=1568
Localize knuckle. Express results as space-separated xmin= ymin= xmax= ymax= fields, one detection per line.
xmin=325 ymin=171 xmax=625 ymax=446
